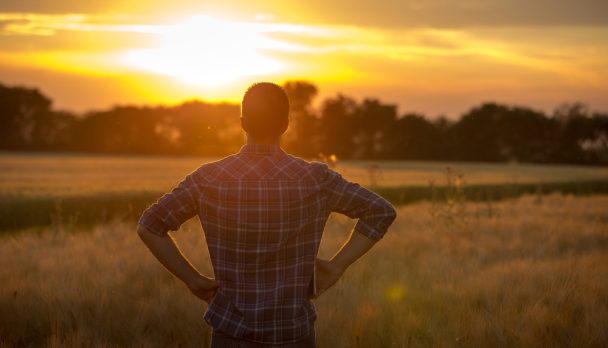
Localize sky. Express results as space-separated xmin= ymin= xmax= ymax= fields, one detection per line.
xmin=1 ymin=0 xmax=607 ymax=117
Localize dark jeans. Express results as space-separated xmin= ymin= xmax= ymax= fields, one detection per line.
xmin=210 ymin=329 xmax=316 ymax=348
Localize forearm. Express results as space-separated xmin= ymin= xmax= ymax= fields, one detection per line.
xmin=314 ymin=229 xmax=377 ymax=296
xmin=330 ymin=228 xmax=377 ymax=270
xmin=137 ymin=225 xmax=204 ymax=286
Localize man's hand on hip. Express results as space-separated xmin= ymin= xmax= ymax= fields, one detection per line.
xmin=313 ymin=230 xmax=379 ymax=298
xmin=187 ymin=275 xmax=219 ymax=303
xmin=314 ymin=258 xmax=346 ymax=298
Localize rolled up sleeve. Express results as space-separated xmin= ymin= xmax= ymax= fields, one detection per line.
xmin=320 ymin=165 xmax=397 ymax=241
xmin=138 ymin=173 xmax=200 ymax=236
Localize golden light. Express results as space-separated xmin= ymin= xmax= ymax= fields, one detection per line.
xmin=386 ymin=284 xmax=405 ymax=301
xmin=125 ymin=15 xmax=286 ymax=87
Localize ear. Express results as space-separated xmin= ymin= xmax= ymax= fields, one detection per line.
xmin=279 ymin=116 xmax=289 ymax=135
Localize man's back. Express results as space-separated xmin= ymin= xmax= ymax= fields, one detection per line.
xmin=198 ymin=143 xmax=325 ymax=343
xmin=139 ymin=143 xmax=396 ymax=344
xmin=137 ymin=82 xmax=396 ymax=346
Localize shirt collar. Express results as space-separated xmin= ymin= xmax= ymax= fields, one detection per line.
xmin=239 ymin=142 xmax=286 ymax=156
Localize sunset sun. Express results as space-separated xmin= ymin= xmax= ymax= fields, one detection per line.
xmin=125 ymin=15 xmax=284 ymax=87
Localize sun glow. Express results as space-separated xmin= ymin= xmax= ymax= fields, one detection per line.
xmin=125 ymin=15 xmax=285 ymax=87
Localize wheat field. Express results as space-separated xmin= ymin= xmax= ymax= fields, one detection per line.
xmin=1 ymin=194 xmax=606 ymax=347
xmin=2 ymin=153 xmax=608 ymax=197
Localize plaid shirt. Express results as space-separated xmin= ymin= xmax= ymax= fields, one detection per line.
xmin=138 ymin=143 xmax=397 ymax=344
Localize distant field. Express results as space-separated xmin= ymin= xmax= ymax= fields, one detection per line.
xmin=1 ymin=195 xmax=606 ymax=347
xmin=1 ymin=152 xmax=607 ymax=231
xmin=1 ymin=152 xmax=607 ymax=197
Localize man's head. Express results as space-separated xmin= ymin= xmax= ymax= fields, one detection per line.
xmin=241 ymin=82 xmax=289 ymax=142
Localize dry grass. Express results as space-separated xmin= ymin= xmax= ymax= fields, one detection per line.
xmin=1 ymin=194 xmax=607 ymax=347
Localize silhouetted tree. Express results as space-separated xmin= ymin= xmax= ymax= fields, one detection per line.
xmin=70 ymin=106 xmax=173 ymax=154
xmin=387 ymin=114 xmax=442 ymax=160
xmin=282 ymin=81 xmax=320 ymax=157
xmin=0 ymin=83 xmax=54 ymax=150
xmin=2 ymin=80 xmax=607 ymax=165
xmin=449 ymin=103 xmax=555 ymax=163
xmin=586 ymin=112 xmax=608 ymax=163
xmin=170 ymin=101 xmax=242 ymax=156
xmin=492 ymin=106 xmax=554 ymax=163
xmin=351 ymin=99 xmax=397 ymax=159
xmin=318 ymin=94 xmax=358 ymax=158
xmin=550 ymin=103 xmax=599 ymax=163
xmin=32 ymin=110 xmax=77 ymax=151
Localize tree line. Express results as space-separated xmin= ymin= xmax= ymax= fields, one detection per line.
xmin=1 ymin=81 xmax=607 ymax=164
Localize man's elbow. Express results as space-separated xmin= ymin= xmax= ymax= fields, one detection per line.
xmin=137 ymin=224 xmax=150 ymax=239
xmin=137 ymin=224 xmax=161 ymax=239
xmin=364 ymin=204 xmax=397 ymax=241
xmin=138 ymin=223 xmax=171 ymax=239
xmin=384 ymin=204 xmax=397 ymax=224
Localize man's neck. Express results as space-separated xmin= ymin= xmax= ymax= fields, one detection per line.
xmin=246 ymin=136 xmax=281 ymax=146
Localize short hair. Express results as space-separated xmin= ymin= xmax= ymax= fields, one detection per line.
xmin=241 ymin=82 xmax=289 ymax=139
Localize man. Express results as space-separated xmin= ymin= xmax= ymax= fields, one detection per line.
xmin=137 ymin=82 xmax=397 ymax=347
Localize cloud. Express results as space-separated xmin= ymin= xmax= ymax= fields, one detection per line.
xmin=291 ymin=0 xmax=608 ymax=28
xmin=1 ymin=0 xmax=607 ymax=28
xmin=1 ymin=11 xmax=606 ymax=86
xmin=0 ymin=13 xmax=157 ymax=36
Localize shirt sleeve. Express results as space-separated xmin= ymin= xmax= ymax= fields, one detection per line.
xmin=320 ymin=164 xmax=397 ymax=241
xmin=138 ymin=173 xmax=200 ymax=236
